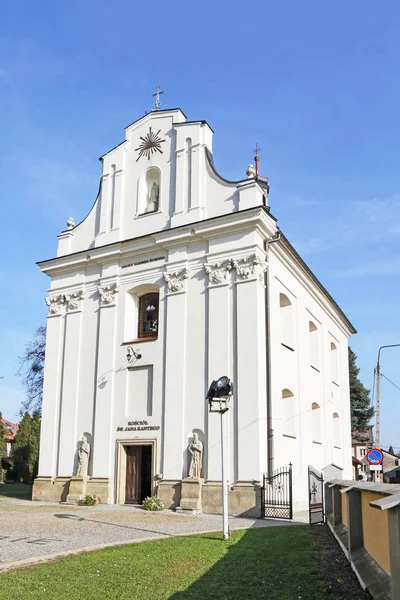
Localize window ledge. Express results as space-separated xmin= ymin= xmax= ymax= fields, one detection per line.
xmin=283 ymin=434 xmax=297 ymax=440
xmin=281 ymin=343 xmax=295 ymax=352
xmin=121 ymin=337 xmax=158 ymax=345
xmin=135 ymin=209 xmax=162 ymax=219
xmin=312 ymin=441 xmax=322 ymax=445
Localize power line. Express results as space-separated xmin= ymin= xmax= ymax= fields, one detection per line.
xmin=381 ymin=373 xmax=400 ymax=393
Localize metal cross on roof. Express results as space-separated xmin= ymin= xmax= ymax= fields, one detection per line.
xmin=152 ymin=86 xmax=164 ymax=111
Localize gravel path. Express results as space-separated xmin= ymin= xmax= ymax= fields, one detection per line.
xmin=0 ymin=498 xmax=300 ymax=572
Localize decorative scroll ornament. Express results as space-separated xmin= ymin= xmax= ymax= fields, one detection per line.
xmin=97 ymin=283 xmax=120 ymax=304
xmin=204 ymin=261 xmax=233 ymax=285
xmin=45 ymin=294 xmax=65 ymax=315
xmin=164 ymin=268 xmax=190 ymax=292
xmin=65 ymin=290 xmax=84 ymax=311
xmin=231 ymin=255 xmax=267 ymax=281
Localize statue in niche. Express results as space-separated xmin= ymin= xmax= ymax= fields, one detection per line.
xmin=147 ymin=181 xmax=159 ymax=212
xmin=188 ymin=432 xmax=203 ymax=479
xmin=77 ymin=435 xmax=90 ymax=478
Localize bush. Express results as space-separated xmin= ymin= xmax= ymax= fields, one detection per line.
xmin=79 ymin=492 xmax=100 ymax=506
xmin=142 ymin=495 xmax=164 ymax=511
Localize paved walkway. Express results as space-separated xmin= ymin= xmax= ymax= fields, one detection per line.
xmin=0 ymin=498 xmax=301 ymax=572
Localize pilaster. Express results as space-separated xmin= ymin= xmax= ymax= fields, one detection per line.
xmin=38 ymin=295 xmax=66 ymax=477
xmin=57 ymin=290 xmax=85 ymax=475
xmin=205 ymin=259 xmax=232 ymax=480
xmin=233 ymin=254 xmax=268 ymax=482
xmin=92 ymin=282 xmax=119 ymax=480
xmin=162 ymin=268 xmax=189 ymax=480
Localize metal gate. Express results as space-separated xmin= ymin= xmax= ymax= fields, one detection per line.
xmin=308 ymin=465 xmax=324 ymax=524
xmin=262 ymin=464 xmax=293 ymax=520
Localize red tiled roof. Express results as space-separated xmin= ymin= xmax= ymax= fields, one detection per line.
xmin=1 ymin=419 xmax=18 ymax=441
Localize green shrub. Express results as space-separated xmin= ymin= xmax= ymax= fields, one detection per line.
xmin=142 ymin=495 xmax=164 ymax=511
xmin=79 ymin=492 xmax=100 ymax=506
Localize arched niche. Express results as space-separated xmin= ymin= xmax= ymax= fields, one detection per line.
xmin=137 ymin=167 xmax=161 ymax=215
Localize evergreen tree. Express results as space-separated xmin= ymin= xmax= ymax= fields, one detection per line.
xmin=349 ymin=347 xmax=374 ymax=438
xmin=388 ymin=445 xmax=395 ymax=455
xmin=11 ymin=412 xmax=41 ymax=482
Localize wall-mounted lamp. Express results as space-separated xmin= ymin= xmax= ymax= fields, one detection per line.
xmin=126 ymin=346 xmax=142 ymax=365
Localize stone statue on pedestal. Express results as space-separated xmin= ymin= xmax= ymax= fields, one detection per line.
xmin=147 ymin=182 xmax=159 ymax=212
xmin=188 ymin=432 xmax=203 ymax=479
xmin=77 ymin=435 xmax=90 ymax=478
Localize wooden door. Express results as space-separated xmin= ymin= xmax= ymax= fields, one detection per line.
xmin=125 ymin=446 xmax=142 ymax=504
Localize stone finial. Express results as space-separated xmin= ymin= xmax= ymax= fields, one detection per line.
xmin=67 ymin=217 xmax=75 ymax=230
xmin=246 ymin=164 xmax=256 ymax=178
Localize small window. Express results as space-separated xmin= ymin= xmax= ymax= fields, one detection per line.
xmin=333 ymin=412 xmax=341 ymax=448
xmin=331 ymin=342 xmax=339 ymax=384
xmin=312 ymin=402 xmax=322 ymax=444
xmin=280 ymin=293 xmax=294 ymax=350
xmin=138 ymin=293 xmax=159 ymax=339
xmin=309 ymin=321 xmax=319 ymax=370
xmin=282 ymin=389 xmax=296 ymax=438
xmin=395 ymin=459 xmax=399 ymax=467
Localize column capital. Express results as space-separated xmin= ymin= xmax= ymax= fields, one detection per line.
xmin=97 ymin=283 xmax=120 ymax=306
xmin=164 ymin=268 xmax=189 ymax=293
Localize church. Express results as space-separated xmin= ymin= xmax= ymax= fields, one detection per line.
xmin=33 ymin=101 xmax=355 ymax=516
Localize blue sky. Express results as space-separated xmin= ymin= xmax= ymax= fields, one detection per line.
xmin=1 ymin=1 xmax=399 ymax=450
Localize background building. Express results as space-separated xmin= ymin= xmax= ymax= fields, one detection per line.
xmin=33 ymin=107 xmax=355 ymax=515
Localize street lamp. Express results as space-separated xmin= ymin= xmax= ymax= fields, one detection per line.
xmin=206 ymin=376 xmax=233 ymax=540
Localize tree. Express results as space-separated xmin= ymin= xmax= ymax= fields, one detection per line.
xmin=0 ymin=411 xmax=5 ymax=454
xmin=388 ymin=445 xmax=395 ymax=455
xmin=349 ymin=347 xmax=375 ymax=438
xmin=11 ymin=412 xmax=41 ymax=482
xmin=18 ymin=326 xmax=46 ymax=414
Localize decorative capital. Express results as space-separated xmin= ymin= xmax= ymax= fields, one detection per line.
xmin=204 ymin=261 xmax=232 ymax=285
xmin=164 ymin=268 xmax=190 ymax=292
xmin=65 ymin=290 xmax=84 ymax=311
xmin=231 ymin=255 xmax=267 ymax=281
xmin=45 ymin=294 xmax=65 ymax=315
xmin=97 ymin=283 xmax=120 ymax=305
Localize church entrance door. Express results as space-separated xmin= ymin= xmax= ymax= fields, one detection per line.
xmin=125 ymin=445 xmax=152 ymax=504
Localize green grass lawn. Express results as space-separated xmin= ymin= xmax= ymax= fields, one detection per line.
xmin=0 ymin=526 xmax=328 ymax=600
xmin=0 ymin=483 xmax=32 ymax=500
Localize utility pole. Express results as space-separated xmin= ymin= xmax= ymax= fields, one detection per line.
xmin=376 ymin=344 xmax=400 ymax=482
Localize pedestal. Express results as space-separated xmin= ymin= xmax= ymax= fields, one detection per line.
xmin=65 ymin=476 xmax=87 ymax=504
xmin=176 ymin=478 xmax=203 ymax=513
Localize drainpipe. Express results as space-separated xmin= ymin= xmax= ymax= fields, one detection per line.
xmin=264 ymin=230 xmax=281 ymax=479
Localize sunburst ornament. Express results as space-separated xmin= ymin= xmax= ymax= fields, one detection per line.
xmin=135 ymin=127 xmax=166 ymax=162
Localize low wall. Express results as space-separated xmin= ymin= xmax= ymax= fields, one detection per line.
xmin=326 ymin=480 xmax=400 ymax=600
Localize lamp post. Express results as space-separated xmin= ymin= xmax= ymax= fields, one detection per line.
xmin=207 ymin=376 xmax=233 ymax=541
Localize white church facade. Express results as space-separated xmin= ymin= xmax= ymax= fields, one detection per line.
xmin=33 ymin=106 xmax=355 ymax=516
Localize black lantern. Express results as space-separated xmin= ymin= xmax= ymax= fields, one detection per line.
xmin=126 ymin=346 xmax=142 ymax=364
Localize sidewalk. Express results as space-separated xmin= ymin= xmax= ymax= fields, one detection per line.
xmin=0 ymin=498 xmax=300 ymax=572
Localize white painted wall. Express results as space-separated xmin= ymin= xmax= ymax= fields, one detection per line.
xmin=38 ymin=108 xmax=355 ymax=512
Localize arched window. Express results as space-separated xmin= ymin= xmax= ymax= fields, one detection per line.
xmin=331 ymin=342 xmax=339 ymax=384
xmin=309 ymin=321 xmax=319 ymax=370
xmin=333 ymin=412 xmax=340 ymax=448
xmin=138 ymin=293 xmax=159 ymax=339
xmin=280 ymin=293 xmax=294 ymax=350
xmin=124 ymin=284 xmax=160 ymax=342
xmin=282 ymin=389 xmax=296 ymax=438
xmin=312 ymin=402 xmax=322 ymax=444
xmin=137 ymin=167 xmax=161 ymax=215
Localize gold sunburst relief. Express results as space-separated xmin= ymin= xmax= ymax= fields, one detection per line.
xmin=135 ymin=127 xmax=166 ymax=162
